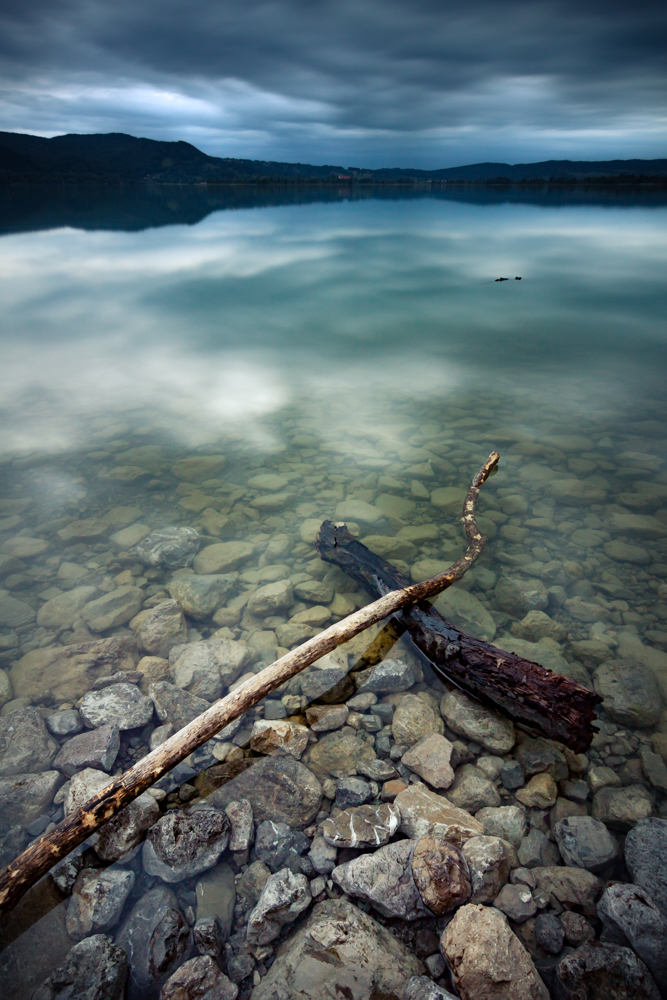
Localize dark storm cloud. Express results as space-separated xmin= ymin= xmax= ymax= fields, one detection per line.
xmin=0 ymin=0 xmax=665 ymax=165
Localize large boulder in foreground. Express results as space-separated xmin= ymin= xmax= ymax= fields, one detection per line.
xmin=249 ymin=898 xmax=423 ymax=1000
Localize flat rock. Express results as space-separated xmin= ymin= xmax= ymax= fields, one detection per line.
xmin=0 ymin=770 xmax=62 ymax=829
xmin=305 ymin=703 xmax=349 ymax=732
xmin=394 ymin=783 xmax=483 ymax=844
xmin=32 ymin=934 xmax=128 ymax=1000
xmin=592 ymin=784 xmax=653 ymax=831
xmin=401 ymin=733 xmax=455 ymax=789
xmin=37 ymin=586 xmax=99 ymax=630
xmin=299 ymin=649 xmax=350 ymax=702
xmin=168 ymin=574 xmax=237 ymax=620
xmin=115 ymin=887 xmax=192 ymax=997
xmin=0 ymin=593 xmax=36 ymax=628
xmin=0 ymin=706 xmax=58 ymax=776
xmin=172 ymin=455 xmax=226 ymax=481
xmin=80 ymin=683 xmax=154 ymax=730
xmin=143 ymin=807 xmax=230 ymax=881
xmin=10 ymin=635 xmax=136 ymax=702
xmin=66 ymin=868 xmax=135 ymax=940
xmin=169 ymin=637 xmax=248 ymax=701
xmin=150 ymin=680 xmax=210 ymax=730
xmin=598 ymin=883 xmax=667 ymax=996
xmin=556 ymin=943 xmax=660 ymax=1000
xmin=322 ymin=802 xmax=400 ymax=848
xmin=161 ymin=956 xmax=239 ymax=1000
xmin=355 ymin=658 xmax=418 ymax=694
xmin=249 ymin=897 xmax=422 ymax=1000
xmin=81 ymin=586 xmax=144 ymax=632
xmin=246 ymin=868 xmax=311 ymax=946
xmin=624 ymin=818 xmax=667 ymax=918
xmin=462 ymin=834 xmax=512 ymax=903
xmin=247 ymin=579 xmax=294 ymax=616
xmin=333 ymin=838 xmax=431 ymax=920
xmin=494 ymin=576 xmax=548 ymax=617
xmin=433 ymin=586 xmax=497 ymax=641
xmin=54 ymin=723 xmax=119 ymax=776
xmin=442 ymin=903 xmax=549 ymax=1000
xmin=137 ymin=600 xmax=187 ymax=658
xmin=593 ymin=662 xmax=662 ymax=728
xmin=475 ymin=805 xmax=527 ymax=848
xmin=532 ymin=866 xmax=603 ymax=916
xmin=135 ymin=526 xmax=200 ymax=569
xmin=302 ymin=729 xmax=375 ymax=778
xmin=208 ymin=756 xmax=322 ymax=829
xmin=193 ymin=541 xmax=254 ymax=575
xmin=440 ymin=689 xmax=515 ymax=753
xmin=412 ymin=834 xmax=471 ymax=914
xmin=554 ymin=815 xmax=619 ymax=872
xmin=392 ymin=693 xmax=443 ymax=746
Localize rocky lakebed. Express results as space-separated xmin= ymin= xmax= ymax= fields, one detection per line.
xmin=1 ymin=391 xmax=667 ymax=999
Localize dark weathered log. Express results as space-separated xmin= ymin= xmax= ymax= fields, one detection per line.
xmin=317 ymin=521 xmax=601 ymax=752
xmin=0 ymin=453 xmax=500 ymax=918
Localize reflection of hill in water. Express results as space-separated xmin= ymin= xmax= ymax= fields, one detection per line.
xmin=2 ymin=182 xmax=667 ymax=236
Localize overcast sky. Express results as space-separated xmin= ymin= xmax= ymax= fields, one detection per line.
xmin=1 ymin=0 xmax=666 ymax=168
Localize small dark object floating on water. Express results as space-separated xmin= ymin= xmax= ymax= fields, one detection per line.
xmin=495 ymin=276 xmax=522 ymax=281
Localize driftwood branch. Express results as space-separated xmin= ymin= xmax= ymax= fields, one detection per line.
xmin=0 ymin=452 xmax=500 ymax=917
xmin=317 ymin=527 xmax=601 ymax=753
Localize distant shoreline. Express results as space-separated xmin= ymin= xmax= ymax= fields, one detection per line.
xmin=2 ymin=175 xmax=667 ymax=188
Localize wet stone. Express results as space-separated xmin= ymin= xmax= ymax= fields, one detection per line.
xmin=334 ymin=838 xmax=432 ymax=920
xmin=193 ymin=916 xmax=225 ymax=957
xmin=553 ymin=815 xmax=619 ymax=872
xmin=515 ymin=772 xmax=558 ymax=809
xmin=395 ymin=782 xmax=483 ymax=844
xmin=475 ymin=804 xmax=527 ymax=848
xmin=54 ymin=723 xmax=120 ymax=776
xmin=624 ymin=818 xmax=667 ymax=918
xmin=115 ymin=886 xmax=193 ymax=998
xmin=208 ymin=755 xmax=322 ymax=829
xmin=593 ymin=662 xmax=662 ymax=728
xmin=592 ymin=784 xmax=653 ymax=831
xmin=0 ymin=770 xmax=62 ymax=828
xmin=195 ymin=862 xmax=236 ymax=937
xmin=305 ymin=703 xmax=349 ymax=731
xmin=392 ymin=693 xmax=444 ymax=746
xmin=161 ymin=955 xmax=239 ymax=1000
xmin=46 ymin=709 xmax=84 ymax=737
xmin=80 ymin=683 xmax=154 ymax=731
xmin=169 ymin=573 xmax=237 ymax=620
xmin=236 ymin=860 xmax=271 ymax=908
xmin=514 ymin=737 xmax=569 ymax=780
xmin=225 ymin=798 xmax=253 ymax=852
xmin=308 ymin=835 xmax=337 ymax=874
xmin=135 ymin=526 xmax=200 ymax=568
xmin=246 ymin=868 xmax=311 ymax=947
xmin=143 ymin=807 xmax=230 ymax=881
xmin=412 ymin=834 xmax=471 ymax=914
xmin=0 ymin=593 xmax=37 ymax=628
xmin=150 ymin=680 xmax=211 ymax=730
xmin=81 ymin=585 xmax=144 ymax=632
xmin=334 ymin=775 xmax=372 ymax=808
xmin=493 ymin=882 xmax=537 ymax=922
xmin=556 ymin=943 xmax=660 ymax=1000
xmin=95 ymin=791 xmax=161 ymax=862
xmin=302 ymin=728 xmax=375 ymax=778
xmin=354 ymin=657 xmax=418 ymax=694
xmin=448 ymin=763 xmax=501 ymax=812
xmin=462 ymin=834 xmax=511 ymax=903
xmin=66 ymin=867 xmax=135 ymax=940
xmin=518 ymin=828 xmax=560 ymax=869
xmin=250 ymin=720 xmax=309 ymax=759
xmin=170 ymin=637 xmax=249 ymax=702
xmin=501 ymin=759 xmax=525 ymax=790
xmin=322 ymin=802 xmax=400 ymax=848
xmin=440 ymin=688 xmax=515 ymax=753
xmin=535 ymin=913 xmax=565 ymax=955
xmin=254 ymin=820 xmax=310 ymax=873
xmin=32 ymin=934 xmax=129 ymax=1000
xmin=401 ymin=733 xmax=455 ymax=789
xmin=598 ymin=883 xmax=667 ymax=996
xmin=137 ymin=599 xmax=187 ymax=658
xmin=0 ymin=706 xmax=58 ymax=776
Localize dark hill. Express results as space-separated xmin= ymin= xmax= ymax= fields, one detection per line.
xmin=0 ymin=131 xmax=666 ymax=184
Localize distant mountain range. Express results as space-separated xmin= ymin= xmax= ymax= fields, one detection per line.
xmin=1 ymin=130 xmax=666 ymax=184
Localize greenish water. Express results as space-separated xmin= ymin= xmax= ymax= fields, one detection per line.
xmin=1 ymin=184 xmax=667 ymax=997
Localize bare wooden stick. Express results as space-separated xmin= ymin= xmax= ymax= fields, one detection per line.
xmin=0 ymin=452 xmax=499 ymax=916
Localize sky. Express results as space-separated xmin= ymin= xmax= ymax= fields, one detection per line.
xmin=1 ymin=0 xmax=666 ymax=168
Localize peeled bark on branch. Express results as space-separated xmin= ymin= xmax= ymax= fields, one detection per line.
xmin=316 ymin=524 xmax=601 ymax=753
xmin=0 ymin=453 xmax=501 ymax=917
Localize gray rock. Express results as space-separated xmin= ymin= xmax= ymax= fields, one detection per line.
xmin=556 ymin=942 xmax=660 ymax=1000
xmin=237 ymin=860 xmax=271 ymax=908
xmin=161 ymin=955 xmax=239 ymax=1000
xmin=0 ymin=592 xmax=36 ymax=628
xmin=501 ymin=759 xmax=525 ymax=790
xmin=193 ymin=917 xmax=225 ymax=957
xmin=168 ymin=574 xmax=237 ymax=620
xmin=81 ymin=586 xmax=144 ymax=632
xmin=248 ymin=898 xmax=423 ymax=1000
xmin=593 ymin=662 xmax=662 ymax=728
xmin=95 ymin=791 xmax=161 ymax=862
xmin=442 ymin=903 xmax=549 ymax=1000
xmin=170 ymin=637 xmax=248 ymax=701
xmin=554 ymin=815 xmax=619 ymax=872
xmin=462 ymin=834 xmax=511 ymax=903
xmin=209 ymin=756 xmax=322 ymax=829
xmin=598 ymin=883 xmax=667 ymax=995
xmin=535 ymin=912 xmax=565 ymax=955
xmin=448 ymin=763 xmax=501 ymax=812
xmin=0 ymin=770 xmax=62 ymax=829
xmin=334 ymin=775 xmax=372 ymax=809
xmin=195 ymin=862 xmax=236 ymax=937
xmin=37 ymin=586 xmax=99 ymax=630
xmin=225 ymin=798 xmax=253 ymax=852
xmin=532 ymin=866 xmax=603 ymax=916
xmin=394 ymin=783 xmax=483 ymax=843
xmin=475 ymin=804 xmax=527 ymax=847
xmin=493 ymin=882 xmax=537 ymax=922
xmin=54 ymin=724 xmax=120 ymax=777
xmin=400 ymin=733 xmax=455 ymax=789
xmin=440 ymin=689 xmax=514 ymax=753
xmin=392 ymin=693 xmax=443 ymax=746
xmin=518 ymin=828 xmax=561 ymax=868
xmin=513 ymin=736 xmax=569 ymax=780
xmin=434 ymin=586 xmax=497 ymax=641
xmin=246 ymin=579 xmax=293 ymax=616
xmin=51 ymin=851 xmax=89 ymax=896
xmin=137 ymin=600 xmax=187 ymax=658
xmin=46 ymin=709 xmax=84 ymax=737
xmin=641 ymin=747 xmax=667 ymax=793
xmin=254 ymin=820 xmax=309 ymax=873
xmin=321 ymin=802 xmax=400 ymax=848
xmin=246 ymin=868 xmax=311 ymax=946
xmin=402 ymin=976 xmax=458 ymax=1000
xmin=561 ymin=911 xmax=597 ymax=946
xmin=143 ymin=808 xmax=230 ymax=881
xmin=135 ymin=526 xmax=200 ymax=569
xmin=64 ymin=767 xmax=113 ymax=814
xmin=149 ymin=681 xmax=211 ymax=730
xmin=494 ymin=576 xmax=548 ymax=617
xmin=592 ymin=784 xmax=653 ymax=831
xmin=355 ymin=658 xmax=417 ymax=694
xmin=308 ymin=835 xmax=337 ymax=875
xmin=302 ymin=729 xmax=375 ymax=779
xmin=80 ymin=684 xmax=154 ymax=731
xmin=115 ymin=886 xmax=192 ymax=998
xmin=0 ymin=706 xmax=59 ymax=776
xmin=355 ymin=757 xmax=399 ymax=781
xmin=298 ymin=650 xmax=349 ymax=702
xmin=625 ymin=818 xmax=667 ymax=918
xmin=66 ymin=868 xmax=135 ymax=940
xmin=332 ymin=838 xmax=432 ymax=920
xmin=32 ymin=934 xmax=128 ymax=1000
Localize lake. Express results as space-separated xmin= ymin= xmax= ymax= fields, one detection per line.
xmin=1 ymin=182 xmax=667 ymax=998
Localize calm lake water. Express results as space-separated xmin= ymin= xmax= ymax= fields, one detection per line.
xmin=1 ymin=183 xmax=667 ymax=997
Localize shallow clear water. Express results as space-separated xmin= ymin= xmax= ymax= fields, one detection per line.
xmin=1 ymin=184 xmax=667 ymax=996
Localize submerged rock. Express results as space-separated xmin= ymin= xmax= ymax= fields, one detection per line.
xmin=209 ymin=756 xmax=322 ymax=829
xmin=115 ymin=886 xmax=192 ymax=998
xmin=66 ymin=868 xmax=135 ymax=940
xmin=0 ymin=706 xmax=58 ymax=776
xmin=556 ymin=943 xmax=660 ymax=1000
xmin=79 ymin=683 xmax=153 ymax=731
xmin=322 ymin=802 xmax=400 ymax=848
xmin=143 ymin=808 xmax=230 ymax=881
xmin=411 ymin=834 xmax=471 ymax=915
xmin=161 ymin=956 xmax=239 ymax=1000
xmin=246 ymin=868 xmax=311 ymax=946
xmin=135 ymin=526 xmax=200 ymax=569
xmin=440 ymin=689 xmax=515 ymax=753
xmin=333 ymin=838 xmax=431 ymax=920
xmin=32 ymin=934 xmax=128 ymax=1000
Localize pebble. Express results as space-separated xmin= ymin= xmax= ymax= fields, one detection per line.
xmin=591 ymin=784 xmax=653 ymax=831
xmin=447 ymin=763 xmax=501 ymax=812
xmin=392 ymin=693 xmax=444 ymax=746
